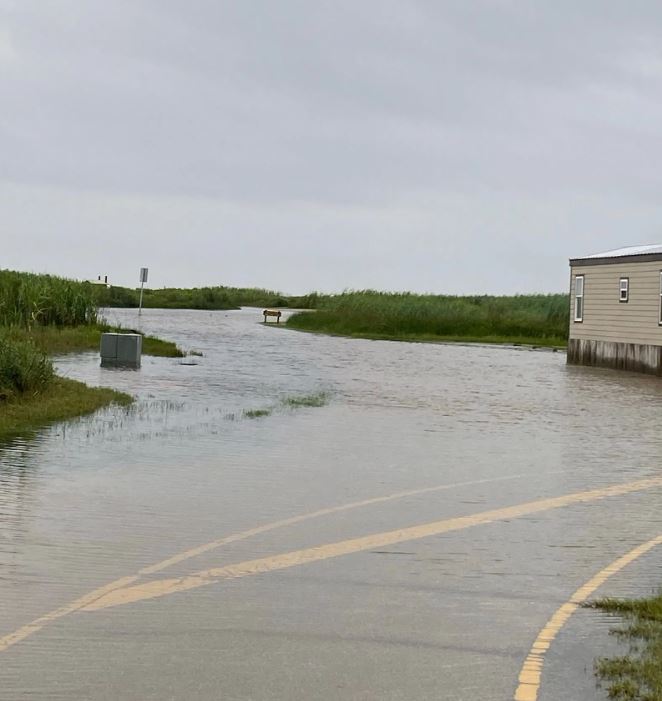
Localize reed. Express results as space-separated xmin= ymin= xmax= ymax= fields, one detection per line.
xmin=0 ymin=269 xmax=97 ymax=328
xmin=286 ymin=291 xmax=568 ymax=346
xmin=0 ymin=332 xmax=54 ymax=401
xmin=93 ymin=284 xmax=319 ymax=311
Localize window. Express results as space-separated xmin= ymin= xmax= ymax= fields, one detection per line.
xmin=619 ymin=277 xmax=629 ymax=303
xmin=659 ymin=272 xmax=662 ymax=325
xmin=574 ymin=275 xmax=584 ymax=322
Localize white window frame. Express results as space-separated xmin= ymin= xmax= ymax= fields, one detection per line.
xmin=574 ymin=275 xmax=584 ymax=322
xmin=659 ymin=272 xmax=662 ymax=325
xmin=619 ymin=277 xmax=629 ymax=303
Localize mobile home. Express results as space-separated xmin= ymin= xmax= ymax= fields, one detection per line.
xmin=568 ymin=245 xmax=662 ymax=374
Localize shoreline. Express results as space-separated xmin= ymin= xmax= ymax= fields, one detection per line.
xmin=0 ymin=376 xmax=132 ymax=443
xmin=0 ymin=324 xmax=183 ymax=443
xmin=278 ymin=322 xmax=567 ymax=352
xmin=9 ymin=325 xmax=184 ymax=358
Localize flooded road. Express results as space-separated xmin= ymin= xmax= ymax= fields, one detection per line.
xmin=1 ymin=308 xmax=662 ymax=700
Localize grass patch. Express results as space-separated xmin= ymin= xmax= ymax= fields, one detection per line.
xmin=286 ymin=291 xmax=568 ymax=347
xmin=0 ymin=376 xmax=132 ymax=442
xmin=282 ymin=392 xmax=329 ymax=408
xmin=3 ymin=324 xmax=184 ymax=358
xmin=588 ymin=593 xmax=662 ymax=700
xmin=243 ymin=408 xmax=272 ymax=419
xmin=139 ymin=332 xmax=184 ymax=358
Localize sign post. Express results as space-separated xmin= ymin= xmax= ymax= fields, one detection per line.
xmin=139 ymin=267 xmax=148 ymax=315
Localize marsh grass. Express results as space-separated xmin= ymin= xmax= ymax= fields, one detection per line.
xmin=281 ymin=392 xmax=329 ymax=408
xmin=243 ymin=408 xmax=272 ymax=419
xmin=0 ymin=333 xmax=54 ymax=401
xmin=0 ymin=377 xmax=132 ymax=442
xmin=0 ymin=269 xmax=97 ymax=327
xmin=286 ymin=291 xmax=568 ymax=346
xmin=587 ymin=594 xmax=662 ymax=700
xmin=93 ymin=284 xmax=319 ymax=311
xmin=4 ymin=324 xmax=184 ymax=358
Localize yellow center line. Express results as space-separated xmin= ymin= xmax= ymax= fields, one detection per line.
xmin=0 ymin=472 xmax=533 ymax=653
xmin=513 ymin=534 xmax=662 ymax=701
xmin=81 ymin=476 xmax=662 ymax=612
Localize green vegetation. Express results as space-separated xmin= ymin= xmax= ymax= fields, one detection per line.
xmin=282 ymin=392 xmax=330 ymax=408
xmin=243 ymin=408 xmax=272 ymax=419
xmin=93 ymin=280 xmax=570 ymax=349
xmin=3 ymin=320 xmax=183 ymax=358
xmin=0 ymin=329 xmax=132 ymax=441
xmin=0 ymin=269 xmax=183 ymax=440
xmin=588 ymin=593 xmax=662 ymax=700
xmin=0 ymin=333 xmax=54 ymax=402
xmin=93 ymin=284 xmax=319 ymax=311
xmin=285 ymin=291 xmax=568 ymax=347
xmin=0 ymin=376 xmax=131 ymax=442
xmin=0 ymin=269 xmax=97 ymax=327
xmin=0 ymin=270 xmax=183 ymax=357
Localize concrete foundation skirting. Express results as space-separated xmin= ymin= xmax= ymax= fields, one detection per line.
xmin=567 ymin=338 xmax=662 ymax=375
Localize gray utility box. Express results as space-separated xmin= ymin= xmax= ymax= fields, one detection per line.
xmin=100 ymin=333 xmax=142 ymax=369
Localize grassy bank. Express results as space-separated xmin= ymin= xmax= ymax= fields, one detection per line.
xmin=0 ymin=269 xmax=182 ymax=441
xmin=590 ymin=593 xmax=662 ymax=700
xmin=286 ymin=291 xmax=568 ymax=347
xmin=3 ymin=324 xmax=183 ymax=358
xmin=0 ymin=376 xmax=131 ymax=441
xmin=0 ymin=333 xmax=132 ymax=441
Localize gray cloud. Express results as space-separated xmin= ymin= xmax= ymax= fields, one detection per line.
xmin=2 ymin=1 xmax=662 ymax=292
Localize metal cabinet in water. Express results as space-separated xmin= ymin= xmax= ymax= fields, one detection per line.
xmin=100 ymin=333 xmax=142 ymax=368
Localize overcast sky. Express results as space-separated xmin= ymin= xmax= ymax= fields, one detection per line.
xmin=2 ymin=1 xmax=662 ymax=294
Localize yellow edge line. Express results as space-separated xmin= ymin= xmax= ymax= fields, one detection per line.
xmin=513 ymin=534 xmax=662 ymax=701
xmin=0 ymin=472 xmax=531 ymax=653
xmin=81 ymin=476 xmax=662 ymax=612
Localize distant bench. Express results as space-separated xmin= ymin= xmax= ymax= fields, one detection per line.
xmin=263 ymin=309 xmax=282 ymax=323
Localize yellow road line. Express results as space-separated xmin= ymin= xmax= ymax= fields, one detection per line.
xmin=0 ymin=472 xmax=531 ymax=653
xmin=138 ymin=473 xmax=530 ymax=576
xmin=513 ymin=534 xmax=662 ymax=701
xmin=0 ymin=575 xmax=139 ymax=653
xmin=82 ymin=476 xmax=662 ymax=612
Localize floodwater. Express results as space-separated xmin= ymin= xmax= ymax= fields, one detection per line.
xmin=1 ymin=308 xmax=662 ymax=700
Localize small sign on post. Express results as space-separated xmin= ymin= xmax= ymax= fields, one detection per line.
xmin=139 ymin=267 xmax=148 ymax=315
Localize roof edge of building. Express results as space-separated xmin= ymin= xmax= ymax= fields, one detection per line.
xmin=570 ymin=252 xmax=662 ymax=266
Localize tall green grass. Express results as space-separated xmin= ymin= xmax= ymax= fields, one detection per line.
xmin=93 ymin=284 xmax=319 ymax=311
xmin=0 ymin=333 xmax=54 ymax=401
xmin=286 ymin=291 xmax=569 ymax=345
xmin=0 ymin=269 xmax=97 ymax=327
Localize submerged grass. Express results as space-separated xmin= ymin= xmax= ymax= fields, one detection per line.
xmin=243 ymin=408 xmax=272 ymax=419
xmin=588 ymin=593 xmax=662 ymax=700
xmin=0 ymin=377 xmax=132 ymax=442
xmin=286 ymin=291 xmax=568 ymax=347
xmin=281 ymin=392 xmax=329 ymax=408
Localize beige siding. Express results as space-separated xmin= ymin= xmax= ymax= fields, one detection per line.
xmin=569 ymin=261 xmax=662 ymax=345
